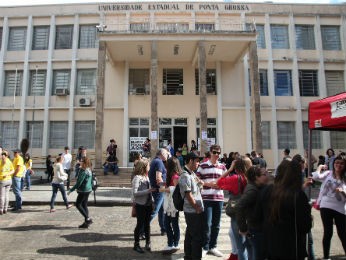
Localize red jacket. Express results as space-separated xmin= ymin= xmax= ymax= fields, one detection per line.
xmin=217 ymin=174 xmax=247 ymax=195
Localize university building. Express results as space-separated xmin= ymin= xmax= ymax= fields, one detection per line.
xmin=0 ymin=1 xmax=345 ymax=168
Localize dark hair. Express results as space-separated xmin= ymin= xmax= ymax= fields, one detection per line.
xmin=24 ymin=153 xmax=31 ymax=163
xmin=332 ymin=155 xmax=346 ymax=182
xmin=166 ymin=157 xmax=182 ymax=187
xmin=274 ymin=159 xmax=291 ymax=184
xmin=292 ymin=154 xmax=305 ymax=164
xmin=246 ymin=166 xmax=262 ymax=183
xmin=209 ymin=144 xmax=221 ymax=152
xmin=234 ymin=157 xmax=246 ymax=174
xmin=326 ymin=148 xmax=335 ymax=157
xmin=269 ymin=160 xmax=302 ymax=223
xmin=284 ymin=148 xmax=290 ymax=155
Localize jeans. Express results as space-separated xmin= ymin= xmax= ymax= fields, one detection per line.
xmin=320 ymin=207 xmax=346 ymax=258
xmin=228 ymin=219 xmax=238 ymax=254
xmin=50 ymin=183 xmax=69 ymax=209
xmin=0 ymin=180 xmax=12 ymax=212
xmin=150 ymin=191 xmax=165 ymax=232
xmin=134 ymin=204 xmax=152 ymax=244
xmin=76 ymin=192 xmax=90 ymax=222
xmin=164 ymin=212 xmax=180 ymax=247
xmin=24 ymin=170 xmax=31 ymax=190
xmin=184 ymin=212 xmax=203 ymax=260
xmin=104 ymin=164 xmax=119 ymax=175
xmin=202 ymin=200 xmax=223 ymax=250
xmin=64 ymin=169 xmax=71 ymax=189
xmin=307 ymin=231 xmax=315 ymax=260
xmin=246 ymin=229 xmax=264 ymax=260
xmin=231 ymin=218 xmax=248 ymax=260
xmin=12 ymin=177 xmax=22 ymax=210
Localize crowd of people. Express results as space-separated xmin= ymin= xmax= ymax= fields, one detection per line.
xmin=131 ymin=144 xmax=346 ymax=260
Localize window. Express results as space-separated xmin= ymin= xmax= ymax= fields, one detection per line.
xmin=261 ymin=121 xmax=271 ymax=149
xmin=302 ymin=122 xmax=322 ymax=149
xmin=129 ymin=118 xmax=150 ymax=161
xmin=196 ymin=118 xmax=217 ymax=145
xmin=156 ymin=23 xmax=189 ymax=32
xmin=79 ymin=25 xmax=97 ymax=49
xmin=325 ymin=71 xmax=345 ymax=96
xmin=299 ymin=70 xmax=319 ymax=96
xmin=195 ymin=23 xmax=215 ymax=32
xmin=130 ymin=23 xmax=150 ymax=32
xmin=8 ymin=27 xmax=26 ymax=51
xmin=52 ymin=70 xmax=70 ymax=95
xmin=270 ymin=25 xmax=289 ymax=49
xmin=49 ymin=121 xmax=68 ymax=148
xmin=162 ymin=69 xmax=183 ymax=95
xmin=195 ymin=69 xmax=217 ymax=95
xmin=4 ymin=70 xmax=23 ymax=96
xmin=321 ymin=26 xmax=341 ymax=50
xmin=277 ymin=121 xmax=296 ymax=149
xmin=274 ymin=70 xmax=292 ymax=96
xmin=55 ymin=25 xmax=73 ymax=49
xmin=32 ymin=26 xmax=49 ymax=50
xmin=295 ymin=25 xmax=315 ymax=50
xmin=0 ymin=121 xmax=19 ymax=150
xmin=129 ymin=69 xmax=150 ymax=95
xmin=0 ymin=27 xmax=2 ymax=50
xmin=26 ymin=121 xmax=43 ymax=148
xmin=74 ymin=121 xmax=95 ymax=149
xmin=29 ymin=70 xmax=46 ymax=96
xmin=249 ymin=69 xmax=269 ymax=96
xmin=256 ymin=24 xmax=266 ymax=49
xmin=330 ymin=132 xmax=346 ymax=149
xmin=76 ymin=69 xmax=96 ymax=95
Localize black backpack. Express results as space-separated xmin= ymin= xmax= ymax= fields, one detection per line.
xmin=172 ymin=183 xmax=184 ymax=211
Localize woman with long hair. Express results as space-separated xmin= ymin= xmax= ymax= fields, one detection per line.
xmin=160 ymin=157 xmax=182 ymax=252
xmin=325 ymin=148 xmax=335 ymax=171
xmin=259 ymin=160 xmax=312 ymax=260
xmin=312 ymin=155 xmax=346 ymax=259
xmin=68 ymin=157 xmax=93 ymax=228
xmin=132 ymin=158 xmax=155 ymax=253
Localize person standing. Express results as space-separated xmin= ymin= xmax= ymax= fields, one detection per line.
xmin=179 ymin=152 xmax=204 ymax=260
xmin=142 ymin=138 xmax=151 ymax=158
xmin=324 ymin=148 xmax=335 ymax=171
xmin=62 ymin=146 xmax=72 ymax=189
xmin=0 ymin=150 xmax=14 ymax=214
xmin=132 ymin=158 xmax=155 ymax=253
xmin=148 ymin=148 xmax=169 ymax=235
xmin=197 ymin=144 xmax=226 ymax=257
xmin=68 ymin=157 xmax=93 ymax=228
xmin=23 ymin=153 xmax=33 ymax=190
xmin=50 ymin=155 xmax=72 ymax=213
xmin=46 ymin=155 xmax=54 ymax=183
xmin=106 ymin=139 xmax=117 ymax=157
xmin=12 ymin=149 xmax=25 ymax=212
xmin=74 ymin=146 xmax=87 ymax=178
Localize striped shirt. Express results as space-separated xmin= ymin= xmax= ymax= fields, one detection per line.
xmin=196 ymin=160 xmax=226 ymax=201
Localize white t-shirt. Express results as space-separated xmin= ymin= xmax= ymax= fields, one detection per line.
xmin=62 ymin=152 xmax=72 ymax=170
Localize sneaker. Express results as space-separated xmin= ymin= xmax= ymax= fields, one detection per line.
xmin=174 ymin=244 xmax=180 ymax=250
xmin=162 ymin=246 xmax=174 ymax=252
xmin=86 ymin=218 xmax=93 ymax=226
xmin=66 ymin=204 xmax=73 ymax=209
xmin=133 ymin=244 xmax=144 ymax=254
xmin=202 ymin=249 xmax=208 ymax=258
xmin=50 ymin=209 xmax=56 ymax=213
xmin=209 ymin=248 xmax=224 ymax=257
xmin=78 ymin=222 xmax=89 ymax=228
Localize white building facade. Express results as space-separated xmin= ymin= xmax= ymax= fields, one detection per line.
xmin=0 ymin=2 xmax=345 ymax=168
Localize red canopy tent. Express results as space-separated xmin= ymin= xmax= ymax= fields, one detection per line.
xmin=307 ymin=92 xmax=346 ymax=199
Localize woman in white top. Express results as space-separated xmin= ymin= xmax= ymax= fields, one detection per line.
xmin=312 ymin=155 xmax=346 ymax=259
xmin=49 ymin=155 xmax=72 ymax=213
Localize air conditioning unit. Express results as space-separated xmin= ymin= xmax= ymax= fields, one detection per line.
xmin=79 ymin=97 xmax=91 ymax=106
xmin=55 ymin=88 xmax=69 ymax=96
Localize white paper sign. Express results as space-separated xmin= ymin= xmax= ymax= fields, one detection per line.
xmin=129 ymin=137 xmax=147 ymax=152
xmin=202 ymin=131 xmax=208 ymax=140
xmin=151 ymin=131 xmax=157 ymax=140
xmin=331 ymin=98 xmax=346 ymax=118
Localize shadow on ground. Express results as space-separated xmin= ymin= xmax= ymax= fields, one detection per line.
xmin=37 ymin=245 xmax=184 ymax=259
xmin=0 ymin=225 xmax=70 ymax=231
xmin=61 ymin=232 xmax=133 ymax=243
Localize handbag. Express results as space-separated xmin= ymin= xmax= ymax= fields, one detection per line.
xmin=131 ymin=203 xmax=137 ymax=218
xmin=225 ymin=175 xmax=243 ymax=217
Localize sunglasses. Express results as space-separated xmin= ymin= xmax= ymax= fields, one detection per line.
xmin=212 ymin=151 xmax=221 ymax=155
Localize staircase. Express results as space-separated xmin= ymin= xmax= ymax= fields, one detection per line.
xmin=91 ymin=167 xmax=133 ymax=188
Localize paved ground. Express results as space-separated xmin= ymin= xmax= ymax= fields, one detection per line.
xmin=0 ymin=185 xmax=344 ymax=260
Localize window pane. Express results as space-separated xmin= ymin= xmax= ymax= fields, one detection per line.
xmin=49 ymin=121 xmax=68 ymax=148
xmin=256 ymin=24 xmax=266 ymax=49
xmin=159 ymin=118 xmax=172 ymax=125
xmin=29 ymin=70 xmax=46 ymax=96
xmin=4 ymin=70 xmax=23 ymax=96
xmin=8 ymin=27 xmax=26 ymax=51
xmin=274 ymin=70 xmax=292 ymax=96
xmin=277 ymin=121 xmax=296 ymax=149
xmin=32 ymin=26 xmax=49 ymax=50
xmin=76 ymin=69 xmax=96 ymax=95
xmin=79 ymin=25 xmax=97 ymax=49
xmin=140 ymin=118 xmax=149 ymax=125
xmin=130 ymin=23 xmax=150 ymax=32
xmin=52 ymin=70 xmax=70 ymax=95
xmin=140 ymin=128 xmax=149 ymax=137
xmin=55 ymin=25 xmax=73 ymax=49
xmin=159 ymin=127 xmax=172 ymax=148
xmin=195 ymin=23 xmax=215 ymax=32
xmin=174 ymin=118 xmax=187 ymax=125
xmin=195 ymin=69 xmax=217 ymax=95
xmin=26 ymin=121 xmax=43 ymax=148
xmin=129 ymin=118 xmax=139 ymax=125
xmin=261 ymin=121 xmax=271 ymax=149
xmin=156 ymin=23 xmax=189 ymax=32
xmin=129 ymin=128 xmax=139 ymax=137
xmin=330 ymin=132 xmax=346 ymax=149
xmin=295 ymin=25 xmax=315 ymax=50
xmin=271 ymin=25 xmax=289 ymax=49
xmin=163 ymin=69 xmax=183 ymax=95
xmin=302 ymin=122 xmax=322 ymax=149
xmin=74 ymin=121 xmax=95 ymax=149
xmin=325 ymin=71 xmax=344 ymax=96
xmin=0 ymin=121 xmax=19 ymax=150
xmin=299 ymin=70 xmax=319 ymax=96
xmin=321 ymin=26 xmax=341 ymax=51
xmin=129 ymin=69 xmax=150 ymax=95
xmin=0 ymin=27 xmax=3 ymax=50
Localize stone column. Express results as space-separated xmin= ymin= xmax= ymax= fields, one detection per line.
xmin=249 ymin=41 xmax=263 ymax=153
xmin=150 ymin=41 xmax=158 ymax=156
xmin=95 ymin=41 xmax=106 ymax=168
xmin=198 ymin=41 xmax=208 ymax=154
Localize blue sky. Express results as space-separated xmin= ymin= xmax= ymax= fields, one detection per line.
xmin=0 ymin=0 xmax=344 ymax=7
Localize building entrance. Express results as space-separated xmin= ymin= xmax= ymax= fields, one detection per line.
xmin=173 ymin=126 xmax=187 ymax=152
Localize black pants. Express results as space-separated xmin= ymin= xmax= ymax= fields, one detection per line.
xmin=65 ymin=169 xmax=71 ymax=189
xmin=134 ymin=204 xmax=152 ymax=245
xmin=76 ymin=192 xmax=90 ymax=222
xmin=184 ymin=212 xmax=203 ymax=260
xmin=320 ymin=207 xmax=346 ymax=258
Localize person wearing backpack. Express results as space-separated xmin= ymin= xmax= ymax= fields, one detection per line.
xmin=178 ymin=152 xmax=204 ymax=260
